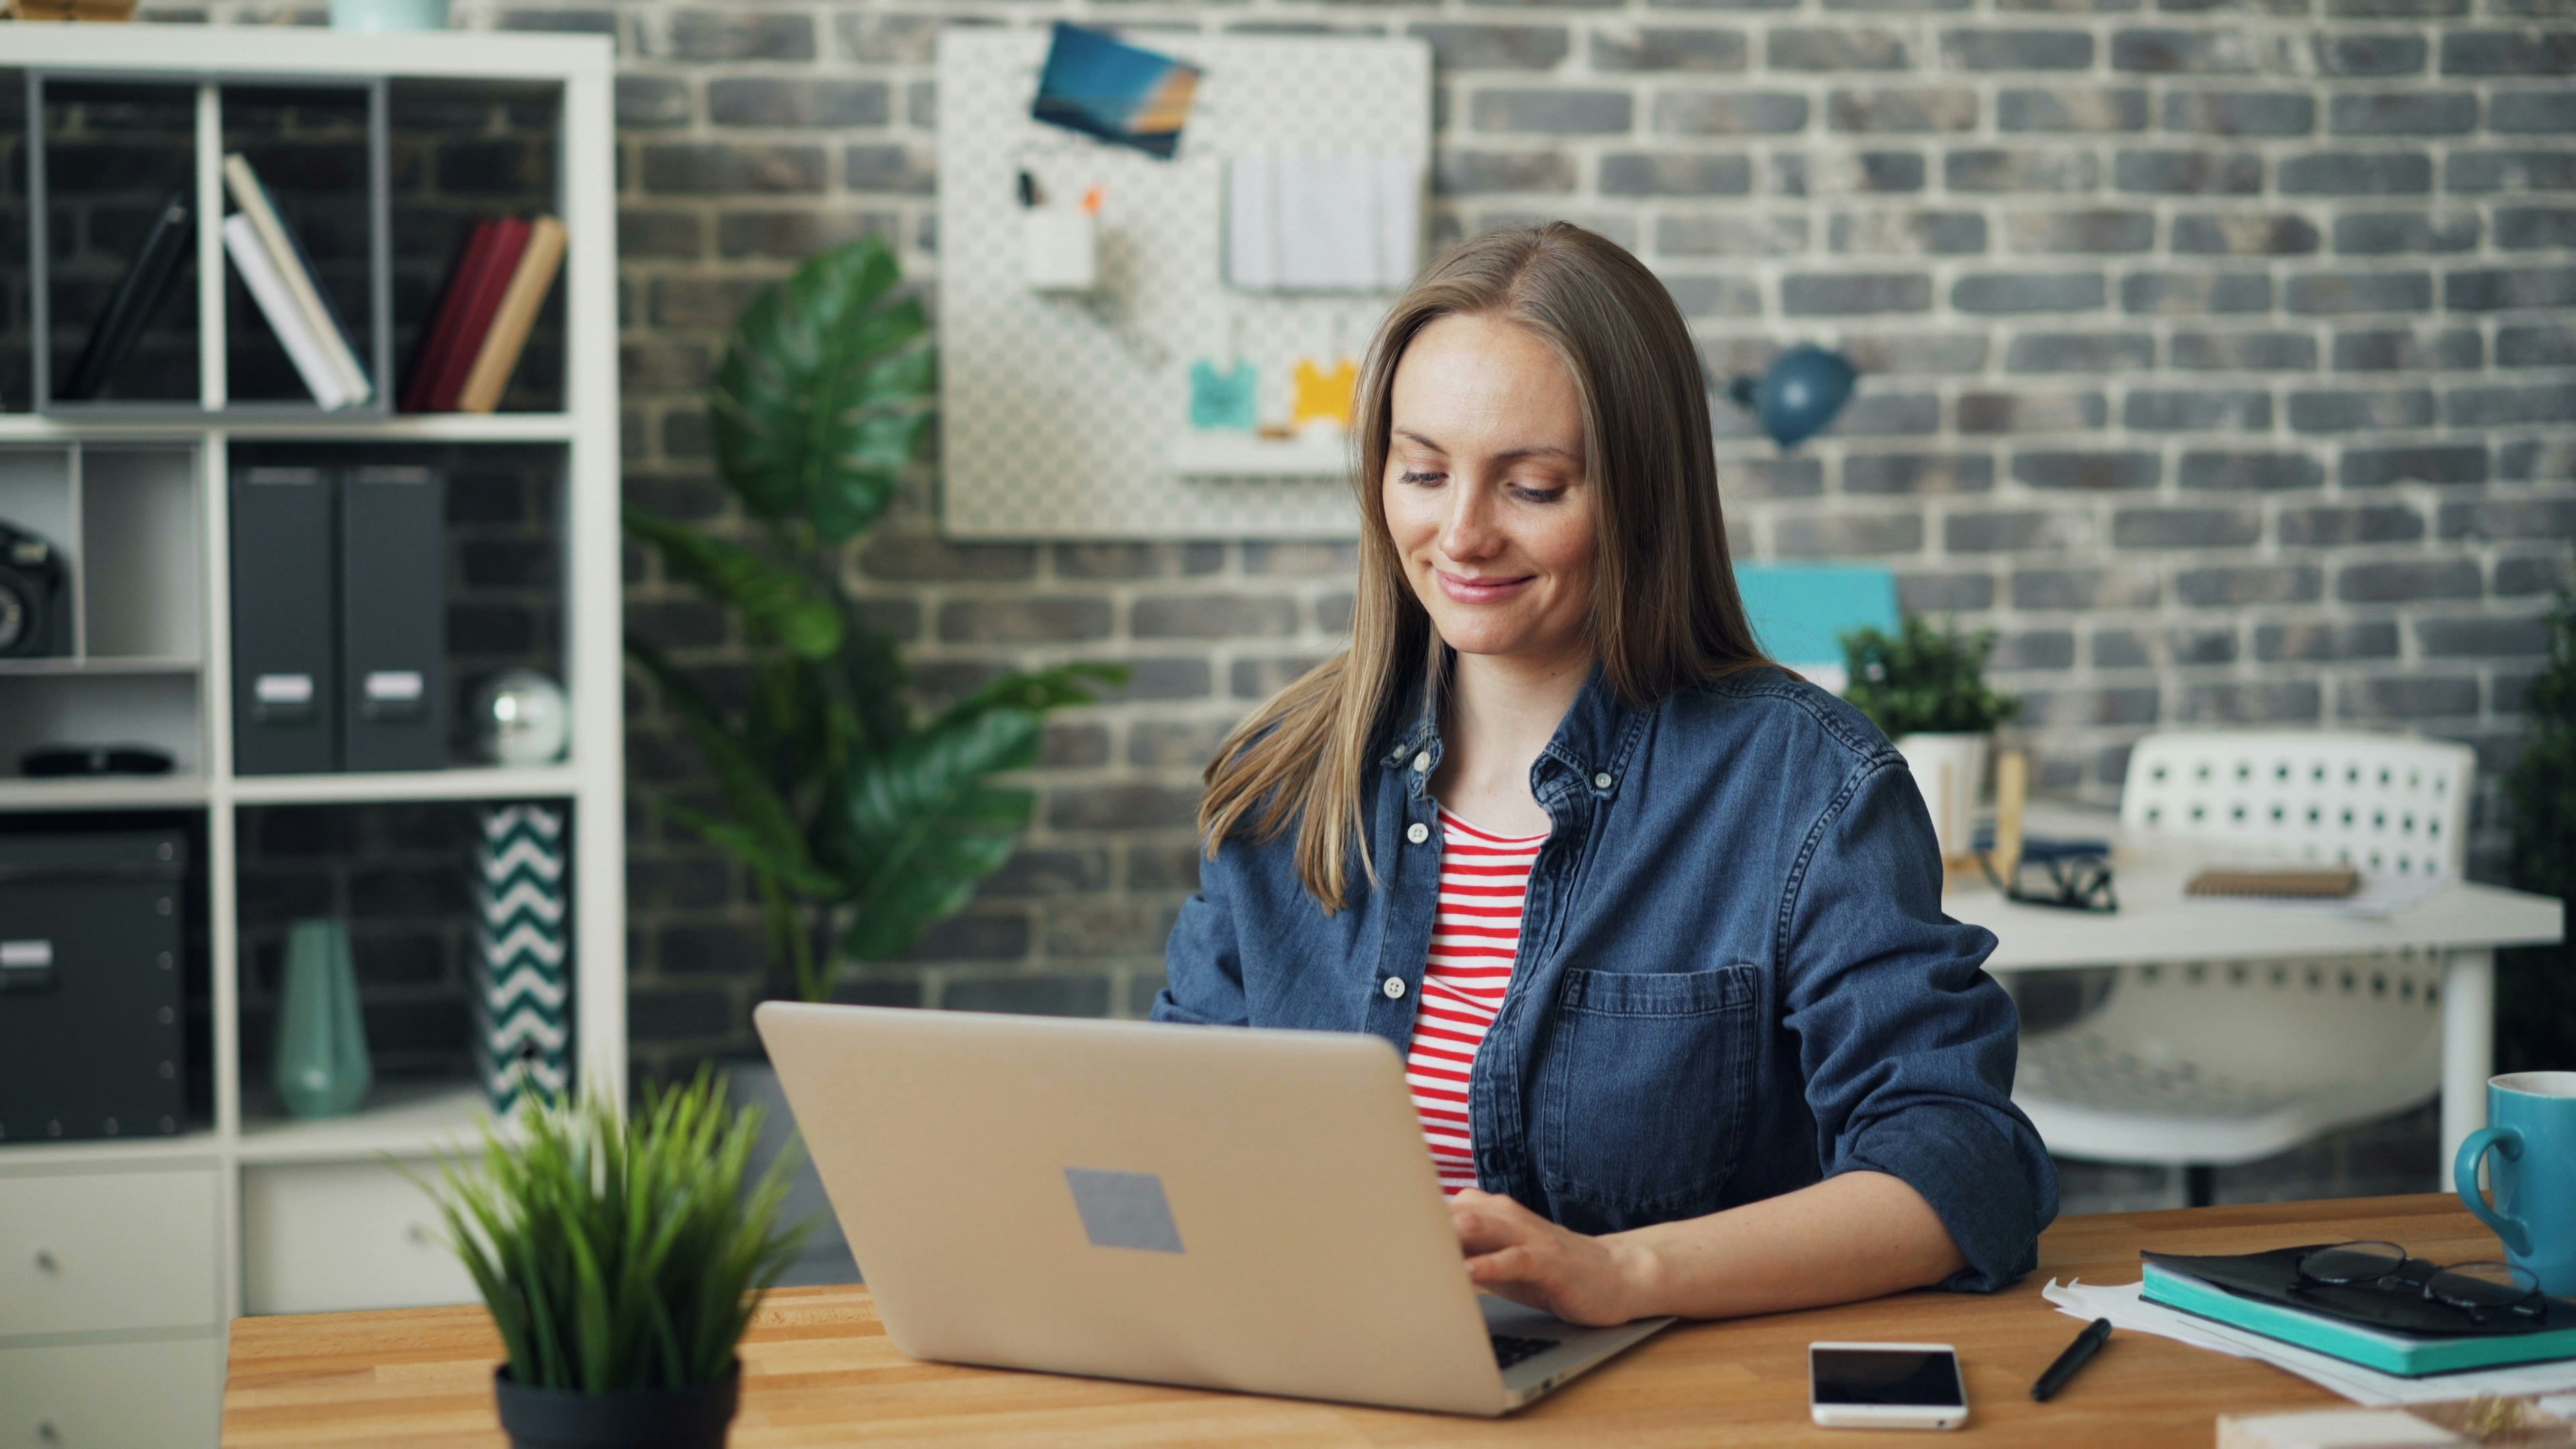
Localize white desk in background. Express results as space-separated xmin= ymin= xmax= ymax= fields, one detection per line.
xmin=1944 ymin=807 xmax=2565 ymax=1189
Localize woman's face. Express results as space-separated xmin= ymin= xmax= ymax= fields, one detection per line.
xmin=1381 ymin=313 xmax=1597 ymax=667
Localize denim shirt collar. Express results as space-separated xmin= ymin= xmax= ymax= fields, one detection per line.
xmin=1379 ymin=654 xmax=1649 ymax=810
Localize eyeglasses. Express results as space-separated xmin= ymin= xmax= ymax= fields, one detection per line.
xmin=1972 ymin=831 xmax=2118 ymax=913
xmin=2294 ymin=1241 xmax=2544 ymax=1325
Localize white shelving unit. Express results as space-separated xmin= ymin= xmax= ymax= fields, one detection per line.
xmin=0 ymin=29 xmax=620 ymax=1448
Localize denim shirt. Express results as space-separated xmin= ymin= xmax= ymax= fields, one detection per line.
xmin=1152 ymin=664 xmax=2059 ymax=1293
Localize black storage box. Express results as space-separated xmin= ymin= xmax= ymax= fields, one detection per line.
xmin=0 ymin=831 xmax=189 ymax=1142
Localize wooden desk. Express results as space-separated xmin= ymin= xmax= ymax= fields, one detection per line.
xmin=223 ymin=1193 xmax=2500 ymax=1447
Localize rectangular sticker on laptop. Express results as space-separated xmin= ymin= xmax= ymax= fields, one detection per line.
xmin=1063 ymin=1167 xmax=1185 ymax=1254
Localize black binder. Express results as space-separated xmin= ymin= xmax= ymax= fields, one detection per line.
xmin=58 ymin=189 xmax=193 ymax=403
xmin=340 ymin=465 xmax=446 ymax=772
xmin=230 ymin=466 xmax=339 ymax=775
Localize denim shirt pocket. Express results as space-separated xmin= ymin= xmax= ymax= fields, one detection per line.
xmin=1535 ymin=964 xmax=1760 ymax=1218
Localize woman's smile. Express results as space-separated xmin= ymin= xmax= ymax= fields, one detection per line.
xmin=1435 ymin=568 xmax=1537 ymax=604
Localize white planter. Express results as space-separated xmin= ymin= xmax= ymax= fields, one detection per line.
xmin=1895 ymin=732 xmax=1990 ymax=864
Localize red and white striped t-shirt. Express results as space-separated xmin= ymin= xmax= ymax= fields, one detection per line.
xmin=1402 ymin=808 xmax=1549 ymax=1195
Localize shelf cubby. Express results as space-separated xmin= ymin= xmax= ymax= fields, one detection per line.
xmin=219 ymin=80 xmax=390 ymax=418
xmin=31 ymin=75 xmax=202 ymax=411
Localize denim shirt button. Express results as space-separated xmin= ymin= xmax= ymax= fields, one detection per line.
xmin=1406 ymin=822 xmax=1430 ymax=845
xmin=1382 ymin=975 xmax=1407 ymax=1000
xmin=1412 ymin=751 xmax=1432 ymax=773
xmin=1593 ymin=771 xmax=1614 ymax=790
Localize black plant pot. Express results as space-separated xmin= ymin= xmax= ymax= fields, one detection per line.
xmin=492 ymin=1362 xmax=741 ymax=1449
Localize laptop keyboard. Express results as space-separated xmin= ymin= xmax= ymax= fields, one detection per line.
xmin=1491 ymin=1334 xmax=1560 ymax=1370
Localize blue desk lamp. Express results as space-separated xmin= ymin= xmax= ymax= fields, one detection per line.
xmin=1725 ymin=343 xmax=1858 ymax=449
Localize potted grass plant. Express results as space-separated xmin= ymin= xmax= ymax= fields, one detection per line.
xmin=1839 ymin=614 xmax=2022 ymax=862
xmin=418 ymin=1069 xmax=812 ymax=1449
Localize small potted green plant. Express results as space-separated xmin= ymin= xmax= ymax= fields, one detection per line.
xmin=418 ymin=1070 xmax=811 ymax=1449
xmin=1839 ymin=614 xmax=2022 ymax=861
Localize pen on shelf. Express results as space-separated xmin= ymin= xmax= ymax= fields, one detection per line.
xmin=2031 ymin=1317 xmax=2113 ymax=1402
xmin=1016 ymin=170 xmax=1038 ymax=207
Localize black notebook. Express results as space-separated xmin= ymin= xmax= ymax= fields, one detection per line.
xmin=60 ymin=188 xmax=193 ymax=402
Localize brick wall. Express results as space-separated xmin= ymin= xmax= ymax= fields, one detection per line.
xmin=140 ymin=2 xmax=2576 ymax=1097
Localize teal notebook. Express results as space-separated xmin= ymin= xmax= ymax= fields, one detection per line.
xmin=2142 ymin=1261 xmax=2576 ymax=1377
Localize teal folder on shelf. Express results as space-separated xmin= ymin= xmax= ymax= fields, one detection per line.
xmin=2143 ymin=1261 xmax=2576 ymax=1377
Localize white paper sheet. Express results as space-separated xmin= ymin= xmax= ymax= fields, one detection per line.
xmin=1224 ymin=153 xmax=1419 ymax=292
xmin=2045 ymin=1278 xmax=2576 ymax=1407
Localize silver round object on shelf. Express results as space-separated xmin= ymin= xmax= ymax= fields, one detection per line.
xmin=472 ymin=669 xmax=570 ymax=767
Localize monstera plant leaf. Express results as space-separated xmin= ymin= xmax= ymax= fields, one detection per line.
xmin=709 ymin=238 xmax=934 ymax=542
xmin=623 ymin=505 xmax=842 ymax=661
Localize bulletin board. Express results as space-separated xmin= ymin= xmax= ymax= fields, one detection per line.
xmin=936 ymin=30 xmax=1431 ymax=539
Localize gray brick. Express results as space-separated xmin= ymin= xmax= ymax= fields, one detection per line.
xmin=2498 ymin=439 xmax=2576 ymax=481
xmin=1089 ymin=659 xmax=1214 ymax=702
xmin=1053 ymin=543 xmax=1226 ymax=580
xmin=836 ymin=13 xmax=955 ymax=64
xmin=2445 ymin=381 xmax=2576 ymax=426
xmin=2333 ymin=326 xmax=2483 ymax=370
xmin=2416 ymin=615 xmax=2553 ymax=656
xmin=2180 ymin=449 xmax=2325 ymax=490
xmin=1411 ymin=22 xmax=1573 ymax=70
xmin=1441 ymin=150 xmax=1580 ymax=194
xmin=1845 ymin=452 xmax=1996 ymax=493
xmin=1898 ymin=570 xmax=1998 ymax=610
xmin=2289 ymin=386 xmax=2438 ymax=431
xmin=2496 ymin=207 xmax=2576 ymax=249
xmin=2006 ymin=209 xmax=2157 ymax=253
xmin=2092 ymin=630 xmax=2151 ymax=668
xmin=715 ymin=209 xmax=899 ymax=260
xmin=1998 ymin=85 xmax=2149 ymax=131
xmin=1945 ymin=508 xmax=2095 ymax=550
xmin=2019 ymin=686 xmax=2163 ymax=729
xmin=2175 ymin=564 xmax=2324 ymax=604
xmin=2170 ymin=330 xmax=2319 ymax=370
xmin=1781 ymin=271 xmax=1934 ymax=314
xmin=1654 ymin=89 xmax=1811 ymax=133
xmin=2165 ymin=627 xmax=2240 ymax=665
xmin=900 ymin=913 xmax=1031 ymax=965
xmin=2447 ymin=149 xmax=2576 ymax=193
xmin=1727 ymin=455 xmax=1828 ymax=496
xmin=1660 ymin=211 xmax=1809 ymax=256
xmin=1043 ymin=900 xmax=1179 ymax=962
xmin=2280 ymin=150 xmax=2435 ymax=195
xmin=2500 ymin=323 xmax=2576 ymax=366
xmin=2338 ymin=443 xmax=2489 ymax=488
xmin=1957 ymin=389 xmax=2110 ymax=430
xmin=2112 ymin=27 xmax=2284 ymax=70
xmin=1665 ymin=275 xmax=1768 ymax=315
xmin=2329 ymin=91 xmax=2480 ymax=135
xmin=1829 ymin=87 xmax=1979 ymax=131
xmin=2121 ymin=270 xmax=2273 ymax=313
xmin=977 ymin=847 xmax=1112 ymax=899
xmin=2441 ymin=30 xmax=2576 ymax=74
xmin=1042 ymin=722 xmax=1110 ymax=769
xmin=2112 ymin=505 xmax=2261 ymax=547
xmin=2492 ymin=91 xmax=2576 ymax=132
xmin=2117 ymin=150 xmax=2265 ymax=195
xmin=2500 ymin=555 xmax=2576 ymax=596
xmin=1775 ymin=513 xmax=1927 ymax=555
xmin=2169 ymin=211 xmax=2314 ymax=254
xmin=620 ymin=209 xmax=703 ymax=260
xmin=1769 ymin=25 xmax=1912 ymax=68
xmin=2285 ymin=270 xmax=2435 ymax=315
xmin=1241 ymin=541 xmax=1358 ymax=577
xmin=1318 ymin=592 xmax=1356 ymax=635
xmin=2163 ymin=89 xmax=2316 ymax=134
xmin=861 ymin=535 xmax=1036 ymax=583
xmin=1472 ymin=89 xmax=1633 ymax=133
xmin=937 ymin=597 xmax=1113 ymax=643
xmin=2314 ymin=34 xmax=2429 ymax=74
xmin=2182 ymin=681 xmax=2322 ymax=723
xmin=639 ymin=143 xmax=827 ymax=195
xmin=845 ymin=144 xmax=934 ymax=195
xmin=2123 ymin=387 xmax=2272 ymax=429
xmin=2005 ymin=331 xmax=2156 ymax=372
xmin=707 ymin=77 xmax=889 ymax=129
xmin=1131 ymin=592 xmax=1300 ymax=641
xmin=1809 ymin=151 xmax=1931 ymax=193
xmin=1842 ymin=332 xmax=1992 ymax=372
xmin=2256 ymin=621 xmax=2402 ymax=661
xmin=2337 ymin=559 xmax=2483 ymax=602
xmin=665 ymin=9 xmax=814 ymax=60
xmin=1590 ymin=25 xmax=1750 ymax=69
xmin=2333 ymin=211 xmax=2481 ymax=254
xmin=1231 ymin=655 xmax=1333 ymax=700
xmin=2447 ymin=264 xmax=2576 ymax=309
xmin=2332 ymin=0 xmax=2464 ymax=14
xmin=1825 ymin=208 xmax=1987 ymax=254
xmin=616 ymin=75 xmax=690 ymax=129
xmin=1953 ymin=270 xmax=2106 ymax=313
xmin=1607 ymin=153 xmax=1756 ymax=196
xmin=1836 ymin=392 xmax=1947 ymax=434
xmin=2015 ymin=566 xmax=2163 ymax=609
xmin=2337 ymin=677 xmax=2480 ymax=721
xmin=1047 ymin=784 xmax=1205 ymax=832
xmin=942 ymin=976 xmax=1111 ymax=1017
xmin=2013 ymin=448 xmax=2161 ymax=489
xmin=1945 ymin=146 xmax=2102 ymax=191
xmin=1994 ymin=630 xmax=2079 ymax=669
xmin=1941 ymin=27 xmax=2094 ymax=68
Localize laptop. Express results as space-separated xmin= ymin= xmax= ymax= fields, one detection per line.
xmin=754 ymin=1002 xmax=1676 ymax=1415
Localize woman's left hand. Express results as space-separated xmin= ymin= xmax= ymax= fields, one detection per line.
xmin=1448 ymin=1188 xmax=1654 ymax=1327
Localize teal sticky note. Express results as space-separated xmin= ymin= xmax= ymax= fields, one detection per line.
xmin=1189 ymin=358 xmax=1258 ymax=431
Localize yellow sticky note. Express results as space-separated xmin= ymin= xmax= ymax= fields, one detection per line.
xmin=1290 ymin=357 xmax=1357 ymax=430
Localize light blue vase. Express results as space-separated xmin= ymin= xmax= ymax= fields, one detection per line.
xmin=329 ymin=0 xmax=449 ymax=31
xmin=273 ymin=918 xmax=372 ymax=1119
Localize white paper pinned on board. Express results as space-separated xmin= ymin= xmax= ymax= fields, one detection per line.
xmin=1226 ymin=154 xmax=1421 ymax=292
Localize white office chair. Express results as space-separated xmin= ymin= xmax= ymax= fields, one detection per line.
xmin=2010 ymin=732 xmax=2475 ymax=1206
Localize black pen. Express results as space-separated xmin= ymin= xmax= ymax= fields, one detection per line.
xmin=2031 ymin=1317 xmax=2112 ymax=1401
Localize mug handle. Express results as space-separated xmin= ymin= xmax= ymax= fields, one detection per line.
xmin=2455 ymin=1126 xmax=2532 ymax=1258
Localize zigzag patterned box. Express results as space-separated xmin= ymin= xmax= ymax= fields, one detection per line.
xmin=472 ymin=804 xmax=569 ymax=1116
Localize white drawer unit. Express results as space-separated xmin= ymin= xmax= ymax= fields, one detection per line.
xmin=240 ymin=1158 xmax=478 ymax=1316
xmin=0 ymin=1336 xmax=221 ymax=1449
xmin=0 ymin=1168 xmax=222 ymax=1338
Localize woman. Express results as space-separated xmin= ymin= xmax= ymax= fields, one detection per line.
xmin=1154 ymin=223 xmax=2056 ymax=1328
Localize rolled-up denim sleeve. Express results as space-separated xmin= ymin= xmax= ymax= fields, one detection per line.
xmin=1152 ymin=836 xmax=1250 ymax=1027
xmin=1779 ymin=757 xmax=2058 ymax=1293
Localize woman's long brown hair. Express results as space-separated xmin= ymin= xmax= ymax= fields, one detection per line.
xmin=1199 ymin=223 xmax=1773 ymax=912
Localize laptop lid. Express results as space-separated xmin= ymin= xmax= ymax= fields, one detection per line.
xmin=754 ymin=1002 xmax=1519 ymax=1415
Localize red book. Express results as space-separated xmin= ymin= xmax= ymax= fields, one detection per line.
xmin=400 ymin=219 xmax=495 ymax=413
xmin=424 ymin=215 xmax=531 ymax=413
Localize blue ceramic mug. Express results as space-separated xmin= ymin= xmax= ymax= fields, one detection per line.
xmin=2455 ymin=1071 xmax=2576 ymax=1297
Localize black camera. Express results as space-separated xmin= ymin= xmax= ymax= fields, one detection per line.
xmin=0 ymin=521 xmax=66 ymax=657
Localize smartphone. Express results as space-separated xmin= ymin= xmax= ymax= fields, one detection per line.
xmin=1808 ymin=1341 xmax=1969 ymax=1430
